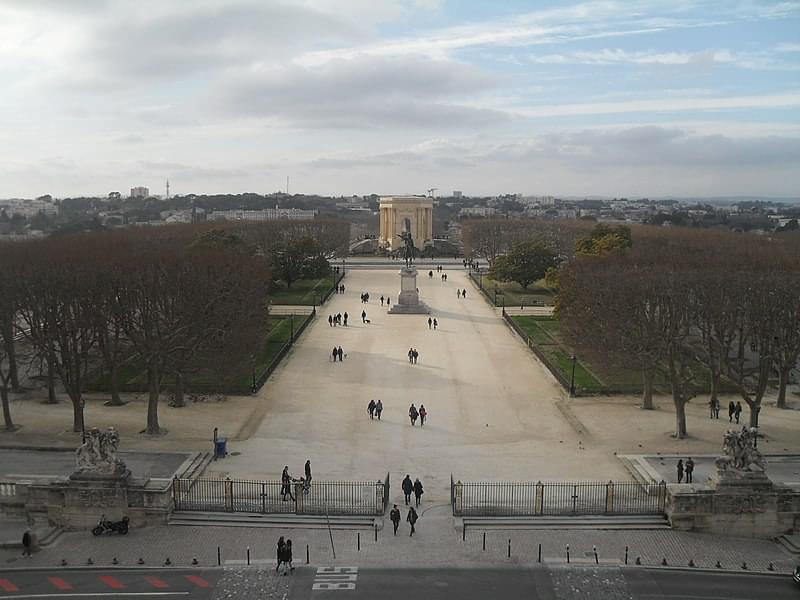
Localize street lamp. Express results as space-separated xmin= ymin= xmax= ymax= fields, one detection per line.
xmin=569 ymin=355 xmax=577 ymax=397
xmin=251 ymin=358 xmax=257 ymax=394
xmin=80 ymin=398 xmax=86 ymax=443
xmin=290 ymin=313 xmax=295 ymax=343
xmin=479 ymin=270 xmax=483 ymax=290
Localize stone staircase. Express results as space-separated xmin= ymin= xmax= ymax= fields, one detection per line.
xmin=462 ymin=515 xmax=670 ymax=531
xmin=176 ymin=452 xmax=212 ymax=481
xmin=776 ymin=534 xmax=800 ymax=556
xmin=168 ymin=511 xmax=380 ymax=530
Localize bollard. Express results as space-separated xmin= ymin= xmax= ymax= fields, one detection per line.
xmin=593 ymin=546 xmax=598 ymax=564
xmin=566 ymin=544 xmax=570 ymax=564
xmin=306 ymin=544 xmax=310 ymax=565
xmin=192 ymin=557 xmax=199 ymax=566
xmin=624 ymin=546 xmax=628 ymax=565
xmin=246 ymin=547 xmax=250 ymax=566
xmin=61 ymin=559 xmax=67 ymax=566
xmin=635 ymin=557 xmax=641 ymax=566
xmin=357 ymin=533 xmax=361 ymax=552
xmin=87 ymin=558 xmax=93 ymax=565
xmin=768 ymin=562 xmax=774 ymax=571
xmin=661 ymin=558 xmax=667 ymax=566
xmin=112 ymin=557 xmax=119 ymax=565
xmin=462 ymin=523 xmax=466 ymax=541
xmin=741 ymin=562 xmax=747 ymax=570
xmin=374 ymin=525 xmax=378 ymax=542
xmin=715 ymin=561 xmax=722 ymax=569
xmin=507 ymin=539 xmax=511 ymax=558
xmin=138 ymin=557 xmax=145 ymax=565
xmin=164 ymin=557 xmax=172 ymax=566
xmin=688 ymin=559 xmax=695 ymax=567
xmin=217 ymin=546 xmax=221 ymax=567
xmin=538 ymin=543 xmax=542 ymax=564
xmin=483 ymin=532 xmax=486 ymax=551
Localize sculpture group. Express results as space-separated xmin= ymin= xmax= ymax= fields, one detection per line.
xmin=715 ymin=427 xmax=766 ymax=474
xmin=75 ymin=427 xmax=127 ymax=476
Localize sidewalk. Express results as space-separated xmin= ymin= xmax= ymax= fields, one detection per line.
xmin=1 ymin=508 xmax=794 ymax=574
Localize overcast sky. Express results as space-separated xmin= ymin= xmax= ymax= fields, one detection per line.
xmin=1 ymin=0 xmax=799 ymax=198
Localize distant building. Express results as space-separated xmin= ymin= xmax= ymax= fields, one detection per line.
xmin=459 ymin=206 xmax=496 ymax=218
xmin=453 ymin=190 xmax=463 ymax=198
xmin=0 ymin=198 xmax=58 ymax=218
xmin=208 ymin=207 xmax=316 ymax=222
xmin=378 ymin=195 xmax=434 ymax=251
xmin=130 ymin=186 xmax=149 ymax=198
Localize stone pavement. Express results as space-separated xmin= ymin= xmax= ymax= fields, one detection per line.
xmin=626 ymin=453 xmax=800 ymax=486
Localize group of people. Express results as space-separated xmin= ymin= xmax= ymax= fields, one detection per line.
xmin=328 ymin=313 xmax=347 ymax=326
xmin=333 ymin=284 xmax=346 ymax=294
xmin=379 ymin=295 xmax=391 ymax=307
xmin=427 ymin=317 xmax=438 ymax=330
xmin=456 ymin=289 xmax=467 ymax=299
xmin=676 ymin=457 xmax=695 ymax=484
xmin=331 ymin=346 xmax=345 ymax=362
xmin=707 ymin=399 xmax=744 ymax=424
xmin=390 ymin=504 xmax=419 ymax=537
xmin=408 ymin=403 xmax=427 ymax=426
xmin=427 ymin=270 xmax=449 ymax=282
xmin=280 ymin=461 xmax=313 ymax=500
xmin=367 ymin=399 xmax=384 ymax=420
xmin=360 ymin=292 xmax=370 ymax=303
xmin=275 ymin=536 xmax=294 ymax=573
xmin=407 ymin=348 xmax=419 ymax=364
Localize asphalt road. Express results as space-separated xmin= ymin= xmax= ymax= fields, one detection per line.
xmin=0 ymin=567 xmax=221 ymax=599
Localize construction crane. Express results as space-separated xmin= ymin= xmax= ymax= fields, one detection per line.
xmin=427 ymin=188 xmax=437 ymax=198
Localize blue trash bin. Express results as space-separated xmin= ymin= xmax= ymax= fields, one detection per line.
xmin=214 ymin=438 xmax=228 ymax=459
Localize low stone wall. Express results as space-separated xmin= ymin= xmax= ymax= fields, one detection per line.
xmin=666 ymin=483 xmax=800 ymax=538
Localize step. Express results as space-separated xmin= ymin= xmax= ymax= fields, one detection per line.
xmin=169 ymin=511 xmax=379 ymax=530
xmin=463 ymin=515 xmax=670 ymax=530
xmin=178 ymin=453 xmax=212 ymax=480
xmin=776 ymin=534 xmax=800 ymax=555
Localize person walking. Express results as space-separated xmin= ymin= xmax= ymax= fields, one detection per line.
xmin=276 ymin=536 xmax=286 ymax=572
xmin=728 ymin=401 xmax=735 ymax=422
xmin=685 ymin=457 xmax=694 ymax=483
xmin=281 ymin=466 xmax=295 ymax=501
xmin=337 ymin=346 xmax=344 ymax=361
xmin=407 ymin=506 xmax=418 ymax=536
xmin=457 ymin=289 xmax=461 ymax=299
xmin=375 ymin=399 xmax=383 ymax=420
xmin=408 ymin=348 xmax=414 ymax=364
xmin=328 ymin=315 xmax=333 ymax=327
xmin=343 ymin=312 xmax=348 ymax=326
xmin=380 ymin=295 xmax=385 ymax=306
xmin=332 ymin=346 xmax=338 ymax=362
xmin=305 ymin=460 xmax=312 ymax=485
xmin=734 ymin=401 xmax=742 ymax=424
xmin=387 ymin=296 xmax=391 ymax=306
xmin=413 ymin=478 xmax=424 ymax=507
xmin=419 ymin=404 xmax=427 ymax=426
xmin=390 ymin=504 xmax=401 ymax=535
xmin=433 ymin=318 xmax=438 ymax=330
xmin=409 ymin=404 xmax=418 ymax=426
xmin=285 ymin=539 xmax=294 ymax=572
xmin=22 ymin=529 xmax=32 ymax=558
xmin=362 ymin=310 xmax=367 ymax=324
xmin=676 ymin=459 xmax=684 ymax=484
xmin=462 ymin=289 xmax=466 ymax=298
xmin=428 ymin=317 xmax=432 ymax=329
xmin=402 ymin=474 xmax=413 ymax=505
xmin=429 ymin=270 xmax=433 ymax=278
xmin=709 ymin=398 xmax=716 ymax=419
xmin=412 ymin=349 xmax=418 ymax=364
xmin=368 ymin=399 xmax=376 ymax=420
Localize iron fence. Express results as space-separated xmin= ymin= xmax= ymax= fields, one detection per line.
xmin=450 ymin=478 xmax=666 ymax=517
xmin=173 ymin=475 xmax=388 ymax=516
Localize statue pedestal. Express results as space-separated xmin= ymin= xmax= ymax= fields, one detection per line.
xmin=388 ymin=267 xmax=430 ymax=314
xmin=711 ymin=467 xmax=773 ymax=490
xmin=62 ymin=470 xmax=133 ymax=529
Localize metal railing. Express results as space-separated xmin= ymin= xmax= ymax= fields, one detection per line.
xmin=450 ymin=478 xmax=667 ymax=517
xmin=173 ymin=475 xmax=389 ymax=516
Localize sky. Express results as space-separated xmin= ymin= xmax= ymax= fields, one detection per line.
xmin=0 ymin=0 xmax=799 ymax=198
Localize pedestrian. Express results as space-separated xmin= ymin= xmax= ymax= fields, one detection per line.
xmin=387 ymin=296 xmax=391 ymax=306
xmin=281 ymin=466 xmax=295 ymax=501
xmin=457 ymin=289 xmax=461 ymax=299
xmin=402 ymin=475 xmax=413 ymax=505
xmin=433 ymin=318 xmax=438 ymax=330
xmin=409 ymin=403 xmax=418 ymax=426
xmin=343 ymin=312 xmax=348 ymax=326
xmin=328 ymin=315 xmax=333 ymax=327
xmin=419 ymin=404 xmax=427 ymax=426
xmin=305 ymin=460 xmax=312 ymax=483
xmin=441 ymin=274 xmax=444 ymax=281
xmin=444 ymin=274 xmax=447 ymax=282
xmin=413 ymin=478 xmax=424 ymax=507
xmin=276 ymin=536 xmax=286 ymax=572
xmin=368 ymin=399 xmax=376 ymax=419
xmin=412 ymin=349 xmax=418 ymax=364
xmin=285 ymin=539 xmax=294 ymax=572
xmin=715 ymin=400 xmax=720 ymax=419
xmin=408 ymin=348 xmax=414 ymax=364
xmin=407 ymin=506 xmax=418 ymax=536
xmin=337 ymin=346 xmax=343 ymax=361
xmin=462 ymin=289 xmax=466 ymax=298
xmin=332 ymin=346 xmax=338 ymax=362
xmin=734 ymin=401 xmax=742 ymax=424
xmin=341 ymin=284 xmax=345 ymax=293
xmin=676 ymin=459 xmax=684 ymax=484
xmin=381 ymin=295 xmax=385 ymax=306
xmin=709 ymin=398 xmax=716 ymax=419
xmin=685 ymin=457 xmax=694 ymax=483
xmin=336 ymin=313 xmax=342 ymax=325
xmin=362 ymin=310 xmax=367 ymax=324
xmin=429 ymin=270 xmax=433 ymax=278
xmin=375 ymin=399 xmax=383 ymax=420
xmin=728 ymin=401 xmax=735 ymax=422
xmin=428 ymin=317 xmax=432 ymax=329
xmin=390 ymin=504 xmax=401 ymax=535
xmin=22 ymin=529 xmax=32 ymax=557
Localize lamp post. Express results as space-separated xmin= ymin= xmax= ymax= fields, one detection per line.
xmin=479 ymin=270 xmax=483 ymax=290
xmin=80 ymin=398 xmax=86 ymax=443
xmin=290 ymin=313 xmax=295 ymax=343
xmin=569 ymin=355 xmax=577 ymax=397
xmin=251 ymin=359 xmax=257 ymax=394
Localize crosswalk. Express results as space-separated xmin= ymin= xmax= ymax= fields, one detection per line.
xmin=0 ymin=571 xmax=212 ymax=595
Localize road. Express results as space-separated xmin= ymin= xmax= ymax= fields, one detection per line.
xmin=0 ymin=568 xmax=220 ymax=599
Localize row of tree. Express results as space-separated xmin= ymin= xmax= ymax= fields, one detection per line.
xmin=557 ymin=227 xmax=800 ymax=437
xmin=0 ymin=219 xmax=349 ymax=435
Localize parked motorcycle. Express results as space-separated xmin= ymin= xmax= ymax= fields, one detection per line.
xmin=91 ymin=515 xmax=129 ymax=536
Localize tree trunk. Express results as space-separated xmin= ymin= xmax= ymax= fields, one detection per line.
xmin=146 ymin=364 xmax=161 ymax=434
xmin=709 ymin=366 xmax=720 ymax=407
xmin=46 ymin=353 xmax=57 ymax=404
xmin=1 ymin=385 xmax=16 ymax=431
xmin=776 ymin=367 xmax=790 ymax=409
xmin=173 ymin=371 xmax=185 ymax=408
xmin=641 ymin=370 xmax=654 ymax=410
xmin=673 ymin=395 xmax=687 ymax=439
xmin=747 ymin=401 xmax=760 ymax=428
xmin=70 ymin=395 xmax=84 ymax=434
xmin=2 ymin=321 xmax=20 ymax=391
xmin=107 ymin=362 xmax=123 ymax=406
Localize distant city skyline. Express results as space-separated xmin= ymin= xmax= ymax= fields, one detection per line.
xmin=0 ymin=0 xmax=798 ymax=198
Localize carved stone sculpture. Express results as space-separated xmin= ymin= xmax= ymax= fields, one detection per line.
xmin=75 ymin=427 xmax=127 ymax=476
xmin=712 ymin=427 xmax=770 ymax=488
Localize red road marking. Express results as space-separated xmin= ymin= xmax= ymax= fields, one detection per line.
xmin=48 ymin=576 xmax=73 ymax=590
xmin=185 ymin=574 xmax=210 ymax=588
xmin=0 ymin=579 xmax=19 ymax=592
xmin=144 ymin=575 xmax=170 ymax=589
xmin=99 ymin=575 xmax=125 ymax=589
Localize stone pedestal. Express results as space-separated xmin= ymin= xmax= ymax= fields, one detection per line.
xmin=388 ymin=267 xmax=430 ymax=314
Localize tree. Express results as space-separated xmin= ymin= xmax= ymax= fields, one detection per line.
xmin=575 ymin=224 xmax=632 ymax=256
xmin=489 ymin=239 xmax=557 ymax=289
xmin=0 ymin=243 xmax=22 ymax=391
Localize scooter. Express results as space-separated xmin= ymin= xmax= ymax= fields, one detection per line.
xmin=91 ymin=515 xmax=129 ymax=536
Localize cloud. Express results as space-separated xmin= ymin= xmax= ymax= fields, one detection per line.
xmin=216 ymin=54 xmax=509 ymax=128
xmin=114 ymin=134 xmax=145 ymax=144
xmin=138 ymin=160 xmax=249 ymax=179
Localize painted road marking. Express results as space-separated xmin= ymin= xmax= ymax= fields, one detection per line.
xmin=48 ymin=576 xmax=73 ymax=590
xmin=0 ymin=578 xmax=20 ymax=592
xmin=98 ymin=575 xmax=125 ymax=589
xmin=144 ymin=576 xmax=170 ymax=589
xmin=0 ymin=593 xmax=188 ymax=598
xmin=184 ymin=574 xmax=210 ymax=588
xmin=313 ymin=566 xmax=358 ymax=591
